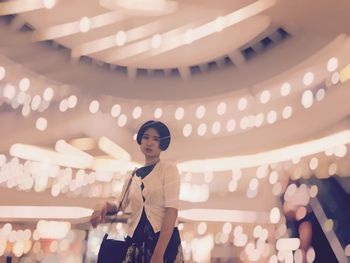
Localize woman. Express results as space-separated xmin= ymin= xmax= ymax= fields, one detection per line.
xmin=90 ymin=120 xmax=184 ymax=263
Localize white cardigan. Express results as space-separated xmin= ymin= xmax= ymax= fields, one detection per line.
xmin=117 ymin=160 xmax=180 ymax=237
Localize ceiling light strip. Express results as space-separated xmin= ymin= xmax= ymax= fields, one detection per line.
xmin=9 ymin=143 xmax=92 ymax=169
xmin=107 ymin=0 xmax=276 ymax=63
xmin=32 ymin=11 xmax=125 ymax=41
xmin=0 ymin=0 xmax=44 ymax=16
xmin=71 ymin=10 xmax=209 ymax=57
xmin=178 ymin=130 xmax=350 ymax=173
xmin=178 ymin=209 xmax=270 ymax=224
xmin=0 ymin=206 xmax=93 ymax=220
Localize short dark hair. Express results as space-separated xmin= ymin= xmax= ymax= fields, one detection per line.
xmin=136 ymin=120 xmax=171 ymax=151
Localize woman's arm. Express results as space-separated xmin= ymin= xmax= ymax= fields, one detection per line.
xmin=90 ymin=199 xmax=118 ymax=228
xmin=151 ymin=207 xmax=178 ymax=263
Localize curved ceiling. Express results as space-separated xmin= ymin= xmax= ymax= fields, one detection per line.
xmin=1 ymin=0 xmax=350 ymax=224
xmin=0 ymin=0 xmax=350 ymax=100
xmin=1 ymin=5 xmax=350 ymax=261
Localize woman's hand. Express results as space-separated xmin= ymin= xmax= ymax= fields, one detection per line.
xmin=90 ymin=201 xmax=117 ymax=228
xmin=90 ymin=203 xmax=106 ymax=228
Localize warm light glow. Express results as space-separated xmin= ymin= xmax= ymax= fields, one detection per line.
xmin=180 ymin=183 xmax=209 ymax=202
xmin=59 ymin=99 xmax=68 ymax=112
xmin=260 ymin=90 xmax=271 ymax=104
xmin=280 ymin=82 xmax=291 ymax=96
xmin=269 ymin=207 xmax=280 ymax=224
xmin=269 ymin=171 xmax=278 ymax=184
xmin=115 ymin=31 xmax=127 ymax=46
xmin=67 ymin=95 xmax=78 ymax=108
xmin=0 ymin=206 xmax=93 ymax=221
xmin=331 ymin=72 xmax=340 ymax=84
xmin=324 ymin=219 xmax=334 ymax=232
xmin=217 ymin=102 xmax=227 ymax=115
xmin=43 ymin=0 xmax=57 ymax=9
xmin=239 ymin=116 xmax=249 ymax=130
xmin=334 ymin=144 xmax=347 ymax=157
xmin=37 ymin=220 xmax=71 ymax=239
xmin=309 ymin=185 xmax=318 ymax=198
xmin=222 ymin=222 xmax=232 ymax=234
xmin=211 ymin=121 xmax=221 ymax=135
xmin=55 ymin=139 xmax=93 ymax=160
xmin=303 ymin=72 xmax=314 ymax=86
xmin=111 ymin=104 xmax=121 ymax=117
xmin=309 ymin=157 xmax=318 ymax=170
xmin=12 ymin=241 xmax=24 ymax=257
xmin=282 ymin=106 xmax=293 ymax=119
xmin=175 ymin=107 xmax=184 ymax=120
xmin=254 ymin=113 xmax=264 ymax=127
xmin=89 ymin=100 xmax=100 ymax=113
xmin=340 ymin=64 xmax=350 ymax=82
xmin=178 ymin=209 xmax=270 ymax=223
xmin=197 ymin=222 xmax=207 ymax=235
xmin=276 ymin=238 xmax=300 ymax=251
xmin=10 ymin=144 xmax=92 ymax=169
xmin=19 ymin=78 xmax=30 ymax=92
xmin=31 ymin=95 xmax=42 ymax=111
xmin=3 ymin=84 xmax=16 ymax=99
xmin=183 ymin=124 xmax=192 ymax=137
xmin=238 ymin=97 xmax=248 ymax=111
xmin=98 ymin=136 xmax=130 ymax=160
xmin=327 ymin=57 xmax=338 ymax=72
xmin=328 ymin=163 xmax=337 ymax=176
xmin=249 ymin=178 xmax=259 ymax=190
xmin=226 ymin=119 xmax=236 ymax=132
xmin=43 ymin=87 xmax=54 ymax=101
xmin=79 ymin=17 xmax=91 ymax=33
xmin=35 ymin=117 xmax=47 ymax=131
xmin=197 ymin=123 xmax=207 ymax=136
xmin=228 ymin=180 xmax=238 ymax=192
xmin=267 ymin=110 xmax=277 ymax=124
xmin=154 ymin=107 xmax=162 ymax=118
xmin=151 ymin=34 xmax=162 ymax=48
xmin=117 ymin=114 xmax=127 ymax=127
xmin=132 ymin=106 xmax=142 ymax=119
xmin=196 ymin=105 xmax=206 ymax=119
xmin=301 ymin=90 xmax=314 ymax=109
xmin=306 ymin=247 xmax=316 ymax=262
xmin=316 ymin=88 xmax=326 ymax=101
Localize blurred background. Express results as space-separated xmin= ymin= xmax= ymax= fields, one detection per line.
xmin=1 ymin=0 xmax=350 ymax=262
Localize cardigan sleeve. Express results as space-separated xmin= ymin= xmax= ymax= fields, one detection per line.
xmin=163 ymin=162 xmax=181 ymax=209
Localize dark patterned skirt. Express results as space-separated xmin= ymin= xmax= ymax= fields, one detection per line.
xmin=123 ymin=210 xmax=184 ymax=263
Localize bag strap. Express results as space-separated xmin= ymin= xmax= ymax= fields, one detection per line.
xmin=115 ymin=167 xmax=137 ymax=214
xmin=106 ymin=167 xmax=137 ymax=225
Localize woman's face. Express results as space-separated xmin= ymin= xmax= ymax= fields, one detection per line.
xmin=140 ymin=127 xmax=162 ymax=158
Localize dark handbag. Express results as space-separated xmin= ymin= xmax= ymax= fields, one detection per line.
xmin=97 ymin=234 xmax=131 ymax=263
xmin=96 ymin=168 xmax=137 ymax=263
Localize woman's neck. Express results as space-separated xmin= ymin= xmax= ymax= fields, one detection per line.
xmin=144 ymin=157 xmax=160 ymax=166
